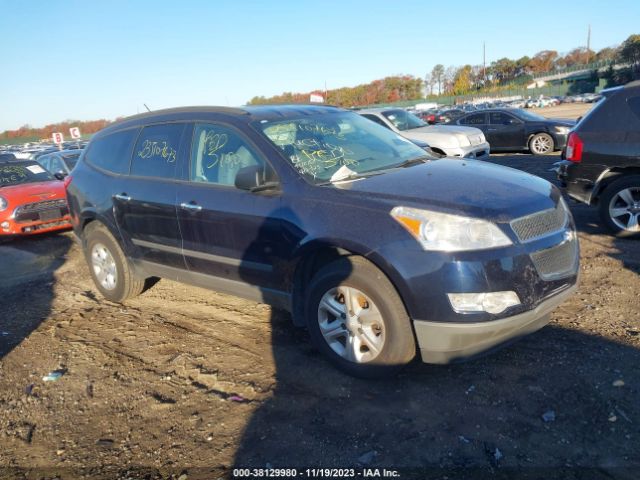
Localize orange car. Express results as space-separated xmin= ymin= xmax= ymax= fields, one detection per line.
xmin=0 ymin=159 xmax=71 ymax=237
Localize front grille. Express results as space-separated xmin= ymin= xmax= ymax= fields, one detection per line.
xmin=14 ymin=199 xmax=68 ymax=223
xmin=16 ymin=198 xmax=67 ymax=213
xmin=530 ymin=237 xmax=579 ymax=281
xmin=511 ymin=203 xmax=568 ymax=242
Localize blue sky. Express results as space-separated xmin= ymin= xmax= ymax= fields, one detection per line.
xmin=1 ymin=0 xmax=638 ymax=131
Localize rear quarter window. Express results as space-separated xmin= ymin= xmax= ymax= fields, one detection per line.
xmin=85 ymin=128 xmax=139 ymax=174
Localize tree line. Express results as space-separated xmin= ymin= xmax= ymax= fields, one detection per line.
xmin=248 ymin=75 xmax=424 ymax=108
xmin=1 ymin=119 xmax=112 ymax=143
xmin=428 ymin=34 xmax=639 ymax=96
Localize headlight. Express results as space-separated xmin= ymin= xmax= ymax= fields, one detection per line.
xmin=457 ymin=135 xmax=471 ymax=147
xmin=0 ymin=196 xmax=7 ymax=212
xmin=391 ymin=206 xmax=512 ymax=252
xmin=555 ymin=126 xmax=571 ymax=134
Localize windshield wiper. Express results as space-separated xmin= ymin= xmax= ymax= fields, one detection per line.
xmin=394 ymin=155 xmax=432 ymax=168
xmin=316 ymin=170 xmax=388 ymax=186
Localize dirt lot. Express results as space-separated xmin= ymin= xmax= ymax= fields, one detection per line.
xmin=1 ymin=107 xmax=639 ymax=479
xmin=531 ymin=102 xmax=593 ymax=120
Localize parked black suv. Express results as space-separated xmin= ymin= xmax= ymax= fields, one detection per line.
xmin=66 ymin=105 xmax=579 ymax=376
xmin=557 ymin=81 xmax=640 ymax=236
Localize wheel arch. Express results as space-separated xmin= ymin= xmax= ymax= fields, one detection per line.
xmin=289 ymin=239 xmax=411 ymax=327
xmin=590 ymin=168 xmax=640 ymax=205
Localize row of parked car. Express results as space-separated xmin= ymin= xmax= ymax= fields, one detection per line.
xmin=370 ymin=105 xmax=572 ymax=155
xmin=1 ymin=81 xmax=637 ymax=378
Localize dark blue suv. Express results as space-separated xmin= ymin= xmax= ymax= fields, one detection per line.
xmin=66 ymin=105 xmax=579 ymax=377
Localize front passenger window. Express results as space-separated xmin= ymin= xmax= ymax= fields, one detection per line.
xmin=190 ymin=123 xmax=266 ymax=187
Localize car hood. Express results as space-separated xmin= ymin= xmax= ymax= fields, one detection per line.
xmin=335 ymin=159 xmax=558 ymax=221
xmin=0 ymin=180 xmax=66 ymax=202
xmin=400 ymin=125 xmax=485 ymax=148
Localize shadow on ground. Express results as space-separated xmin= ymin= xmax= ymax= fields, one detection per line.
xmin=0 ymin=232 xmax=72 ymax=359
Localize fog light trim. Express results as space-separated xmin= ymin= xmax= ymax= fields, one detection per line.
xmin=447 ymin=291 xmax=521 ymax=315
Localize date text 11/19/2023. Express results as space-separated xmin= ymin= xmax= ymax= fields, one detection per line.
xmin=232 ymin=468 xmax=401 ymax=478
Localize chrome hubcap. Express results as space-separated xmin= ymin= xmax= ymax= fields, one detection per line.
xmin=317 ymin=286 xmax=385 ymax=363
xmin=532 ymin=135 xmax=552 ymax=153
xmin=91 ymin=243 xmax=117 ymax=290
xmin=609 ymin=187 xmax=640 ymax=232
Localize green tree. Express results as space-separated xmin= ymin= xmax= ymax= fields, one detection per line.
xmin=619 ymin=34 xmax=640 ymax=75
xmin=489 ymin=57 xmax=517 ymax=84
xmin=431 ymin=64 xmax=445 ymax=94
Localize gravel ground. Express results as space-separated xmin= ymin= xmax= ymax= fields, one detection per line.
xmin=1 ymin=143 xmax=639 ymax=479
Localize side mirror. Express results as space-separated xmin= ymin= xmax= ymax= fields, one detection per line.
xmin=235 ymin=165 xmax=278 ymax=193
xmin=54 ymin=171 xmax=68 ymax=181
xmin=235 ymin=165 xmax=263 ymax=190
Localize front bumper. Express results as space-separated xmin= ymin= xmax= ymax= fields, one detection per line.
xmin=414 ymin=283 xmax=577 ymax=363
xmin=444 ymin=142 xmax=491 ymax=160
xmin=0 ymin=215 xmax=72 ymax=235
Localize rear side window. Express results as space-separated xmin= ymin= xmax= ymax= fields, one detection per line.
xmin=131 ymin=123 xmax=185 ymax=178
xmin=85 ymin=128 xmax=138 ymax=174
xmin=490 ymin=112 xmax=514 ymax=124
xmin=628 ymin=96 xmax=640 ymax=121
xmin=460 ymin=113 xmax=486 ymax=125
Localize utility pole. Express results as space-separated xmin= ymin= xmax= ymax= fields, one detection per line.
xmin=586 ymin=24 xmax=591 ymax=63
xmin=483 ymin=42 xmax=486 ymax=86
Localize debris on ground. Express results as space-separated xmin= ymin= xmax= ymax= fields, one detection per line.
xmin=542 ymin=410 xmax=556 ymax=422
xmin=42 ymin=369 xmax=66 ymax=382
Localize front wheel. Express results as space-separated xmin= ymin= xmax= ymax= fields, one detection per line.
xmin=529 ymin=133 xmax=554 ymax=155
xmin=305 ymin=256 xmax=416 ymax=378
xmin=598 ymin=175 xmax=640 ymax=237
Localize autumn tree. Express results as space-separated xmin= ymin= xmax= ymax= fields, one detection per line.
xmin=452 ymin=65 xmax=473 ymax=94
xmin=595 ymin=46 xmax=619 ymax=62
xmin=528 ymin=50 xmax=559 ymax=73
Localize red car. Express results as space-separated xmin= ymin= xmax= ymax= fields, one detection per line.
xmin=0 ymin=159 xmax=71 ymax=237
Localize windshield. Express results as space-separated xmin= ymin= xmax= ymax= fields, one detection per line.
xmin=381 ymin=109 xmax=427 ymax=131
xmin=512 ymin=109 xmax=546 ymax=121
xmin=0 ymin=162 xmax=55 ymax=187
xmin=255 ymin=111 xmax=430 ymax=184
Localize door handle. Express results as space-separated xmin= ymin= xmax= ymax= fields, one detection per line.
xmin=180 ymin=202 xmax=203 ymax=212
xmin=114 ymin=193 xmax=132 ymax=202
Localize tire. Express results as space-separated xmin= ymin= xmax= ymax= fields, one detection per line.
xmin=598 ymin=175 xmax=640 ymax=238
xmin=529 ymin=133 xmax=554 ymax=155
xmin=83 ymin=222 xmax=146 ymax=302
xmin=305 ymin=256 xmax=416 ymax=378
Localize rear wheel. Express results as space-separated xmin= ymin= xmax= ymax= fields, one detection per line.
xmin=305 ymin=256 xmax=416 ymax=378
xmin=598 ymin=175 xmax=640 ymax=237
xmin=529 ymin=133 xmax=554 ymax=155
xmin=83 ymin=223 xmax=146 ymax=302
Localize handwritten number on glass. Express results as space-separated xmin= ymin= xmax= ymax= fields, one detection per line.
xmin=137 ymin=140 xmax=177 ymax=163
